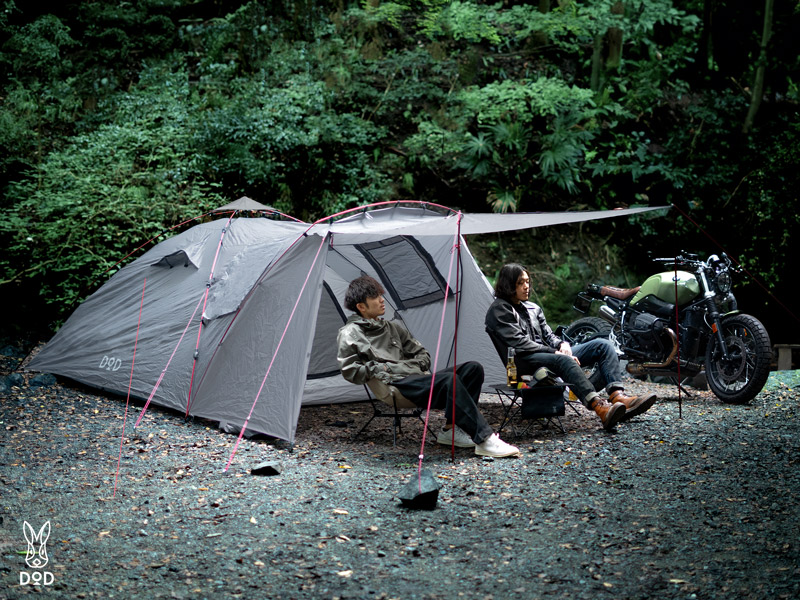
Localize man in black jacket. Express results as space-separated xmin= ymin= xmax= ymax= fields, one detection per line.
xmin=485 ymin=263 xmax=656 ymax=431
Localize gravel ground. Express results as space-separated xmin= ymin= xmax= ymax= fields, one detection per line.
xmin=1 ymin=348 xmax=799 ymax=600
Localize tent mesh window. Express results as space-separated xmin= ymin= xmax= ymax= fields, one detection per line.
xmin=356 ymin=236 xmax=451 ymax=310
xmin=307 ymin=282 xmax=348 ymax=379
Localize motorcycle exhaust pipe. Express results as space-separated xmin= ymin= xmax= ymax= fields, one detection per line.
xmin=626 ymin=362 xmax=647 ymax=377
xmin=598 ymin=305 xmax=618 ymax=325
xmin=626 ymin=328 xmax=679 ymax=376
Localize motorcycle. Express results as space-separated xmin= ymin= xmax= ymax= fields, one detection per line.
xmin=564 ymin=252 xmax=772 ymax=404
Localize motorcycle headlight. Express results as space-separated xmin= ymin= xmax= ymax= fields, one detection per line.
xmin=716 ymin=271 xmax=732 ymax=294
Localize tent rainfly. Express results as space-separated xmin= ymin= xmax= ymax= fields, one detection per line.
xmin=27 ymin=202 xmax=666 ymax=443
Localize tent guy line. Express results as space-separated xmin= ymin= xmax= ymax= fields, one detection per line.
xmin=224 ymin=234 xmax=328 ymax=472
xmin=186 ymin=210 xmax=237 ymax=418
xmin=134 ymin=292 xmax=204 ymax=429
xmin=115 ymin=277 xmax=146 ymax=498
xmin=416 ymin=212 xmax=463 ymax=478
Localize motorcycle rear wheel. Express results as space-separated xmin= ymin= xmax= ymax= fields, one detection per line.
xmin=705 ymin=313 xmax=772 ymax=404
xmin=563 ymin=317 xmax=612 ymax=344
xmin=563 ymin=317 xmax=615 ymax=391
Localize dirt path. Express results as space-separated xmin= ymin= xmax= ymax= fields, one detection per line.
xmin=2 ymin=353 xmax=799 ymax=599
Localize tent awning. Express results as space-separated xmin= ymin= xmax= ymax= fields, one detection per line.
xmin=458 ymin=206 xmax=669 ymax=235
xmin=305 ymin=204 xmax=670 ymax=237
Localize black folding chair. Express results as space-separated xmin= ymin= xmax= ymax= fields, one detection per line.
xmin=485 ymin=328 xmax=581 ymax=435
xmin=353 ymin=378 xmax=433 ymax=446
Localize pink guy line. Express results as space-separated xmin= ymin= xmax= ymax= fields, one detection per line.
xmin=224 ymin=234 xmax=328 ymax=472
xmin=134 ymin=292 xmax=205 ymax=429
xmin=417 ymin=213 xmax=462 ymax=488
xmin=114 ymin=278 xmax=146 ymax=498
xmin=186 ymin=211 xmax=237 ymax=417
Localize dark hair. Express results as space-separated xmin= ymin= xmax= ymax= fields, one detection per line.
xmin=494 ymin=263 xmax=528 ymax=300
xmin=344 ymin=275 xmax=385 ymax=313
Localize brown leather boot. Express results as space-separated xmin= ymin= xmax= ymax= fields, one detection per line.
xmin=588 ymin=396 xmax=626 ymax=431
xmin=609 ymin=390 xmax=657 ymax=422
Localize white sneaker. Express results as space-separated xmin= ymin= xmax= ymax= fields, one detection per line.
xmin=475 ymin=433 xmax=520 ymax=458
xmin=436 ymin=425 xmax=475 ymax=448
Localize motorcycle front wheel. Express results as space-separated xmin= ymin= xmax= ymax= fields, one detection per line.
xmin=705 ymin=313 xmax=772 ymax=404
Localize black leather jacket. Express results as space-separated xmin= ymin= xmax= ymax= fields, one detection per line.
xmin=484 ymin=297 xmax=563 ymax=359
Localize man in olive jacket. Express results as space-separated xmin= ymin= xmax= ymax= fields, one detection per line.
xmin=337 ymin=275 xmax=519 ymax=458
xmin=485 ymin=263 xmax=656 ymax=431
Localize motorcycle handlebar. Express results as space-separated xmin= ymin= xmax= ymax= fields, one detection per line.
xmin=652 ymin=252 xmax=734 ymax=271
xmin=652 ymin=256 xmax=700 ymax=266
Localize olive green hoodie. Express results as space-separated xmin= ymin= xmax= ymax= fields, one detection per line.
xmin=336 ymin=314 xmax=431 ymax=385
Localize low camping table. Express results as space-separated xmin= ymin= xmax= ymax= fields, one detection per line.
xmin=493 ymin=382 xmax=579 ymax=436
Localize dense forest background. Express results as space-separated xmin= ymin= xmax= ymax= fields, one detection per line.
xmin=1 ymin=0 xmax=798 ymax=346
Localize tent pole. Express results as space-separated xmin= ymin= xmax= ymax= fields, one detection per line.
xmin=185 ymin=211 xmax=238 ymax=417
xmin=224 ymin=234 xmax=328 ymax=472
xmin=416 ymin=214 xmax=463 ymax=483
xmin=447 ymin=215 xmax=463 ymax=461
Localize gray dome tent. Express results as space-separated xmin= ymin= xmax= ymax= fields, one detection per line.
xmin=27 ymin=202 xmax=665 ymax=445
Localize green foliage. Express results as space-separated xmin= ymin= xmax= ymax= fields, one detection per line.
xmin=403 ymin=119 xmax=466 ymax=168
xmin=461 ymin=78 xmax=595 ymax=124
xmin=0 ymin=69 xmax=223 ymax=308
xmin=419 ymin=0 xmax=501 ymax=44
xmin=0 ymin=0 xmax=797 ymax=342
xmin=343 ymin=1 xmax=409 ymax=32
xmin=454 ymin=79 xmax=598 ymax=209
xmin=1 ymin=13 xmax=75 ymax=80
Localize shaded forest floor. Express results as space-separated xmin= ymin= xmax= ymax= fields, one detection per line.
xmin=1 ymin=349 xmax=799 ymax=599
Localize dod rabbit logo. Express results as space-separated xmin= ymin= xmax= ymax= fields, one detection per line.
xmin=20 ymin=520 xmax=54 ymax=586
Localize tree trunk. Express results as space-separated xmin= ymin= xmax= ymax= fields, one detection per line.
xmin=592 ymin=2 xmax=624 ymax=93
xmin=533 ymin=0 xmax=551 ymax=45
xmin=743 ymin=0 xmax=775 ymax=134
xmin=590 ymin=34 xmax=604 ymax=93
xmin=606 ymin=1 xmax=624 ymax=71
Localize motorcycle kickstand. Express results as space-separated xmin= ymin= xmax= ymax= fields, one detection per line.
xmin=667 ymin=377 xmax=696 ymax=397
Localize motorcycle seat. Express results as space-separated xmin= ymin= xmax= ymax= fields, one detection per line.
xmin=600 ymin=285 xmax=641 ymax=300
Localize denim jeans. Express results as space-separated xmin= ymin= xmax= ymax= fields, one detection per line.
xmin=572 ymin=338 xmax=625 ymax=393
xmin=516 ymin=338 xmax=624 ymax=407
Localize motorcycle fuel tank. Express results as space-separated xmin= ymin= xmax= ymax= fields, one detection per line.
xmin=631 ymin=271 xmax=700 ymax=307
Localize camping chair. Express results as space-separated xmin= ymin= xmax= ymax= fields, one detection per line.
xmin=354 ymin=378 xmax=433 ymax=446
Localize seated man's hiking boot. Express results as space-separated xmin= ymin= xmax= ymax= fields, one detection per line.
xmin=589 ymin=397 xmax=626 ymax=431
xmin=436 ymin=425 xmax=475 ymax=448
xmin=474 ymin=433 xmax=520 ymax=458
xmin=609 ymin=390 xmax=657 ymax=422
